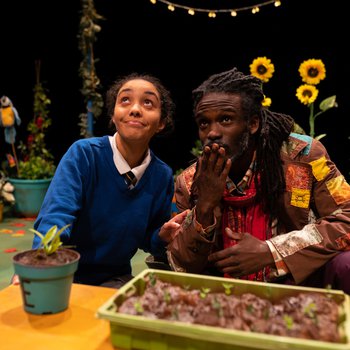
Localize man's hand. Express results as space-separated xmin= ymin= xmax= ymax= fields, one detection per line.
xmin=208 ymin=227 xmax=274 ymax=277
xmin=158 ymin=210 xmax=190 ymax=243
xmin=195 ymin=143 xmax=231 ymax=227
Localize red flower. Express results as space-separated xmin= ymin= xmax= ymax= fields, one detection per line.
xmin=27 ymin=134 xmax=34 ymax=144
xmin=36 ymin=116 xmax=44 ymax=128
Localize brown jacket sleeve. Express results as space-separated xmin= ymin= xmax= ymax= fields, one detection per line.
xmin=271 ymin=137 xmax=350 ymax=283
xmin=167 ymin=166 xmax=220 ymax=273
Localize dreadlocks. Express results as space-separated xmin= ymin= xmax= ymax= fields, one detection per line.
xmin=192 ymin=67 xmax=294 ymax=219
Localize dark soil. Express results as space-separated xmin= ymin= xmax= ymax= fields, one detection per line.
xmin=14 ymin=248 xmax=80 ymax=267
xmin=118 ymin=277 xmax=346 ymax=343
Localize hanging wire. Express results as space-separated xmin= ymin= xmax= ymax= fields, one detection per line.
xmin=148 ymin=0 xmax=282 ymax=16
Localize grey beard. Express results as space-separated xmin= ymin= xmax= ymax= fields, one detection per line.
xmin=229 ymin=130 xmax=250 ymax=163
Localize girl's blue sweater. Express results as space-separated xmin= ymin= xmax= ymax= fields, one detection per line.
xmin=33 ymin=136 xmax=174 ymax=284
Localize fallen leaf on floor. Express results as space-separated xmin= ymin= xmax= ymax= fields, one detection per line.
xmin=12 ymin=233 xmax=24 ymax=237
xmin=0 ymin=229 xmax=14 ymax=234
xmin=4 ymin=248 xmax=17 ymax=253
xmin=10 ymin=223 xmax=26 ymax=227
xmin=16 ymin=230 xmax=25 ymax=234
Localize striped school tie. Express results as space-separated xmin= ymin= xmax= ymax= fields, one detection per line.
xmin=124 ymin=171 xmax=137 ymax=188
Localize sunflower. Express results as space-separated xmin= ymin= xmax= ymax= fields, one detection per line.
xmin=249 ymin=57 xmax=275 ymax=83
xmin=262 ymin=96 xmax=272 ymax=107
xmin=298 ymin=59 xmax=326 ymax=85
xmin=296 ymin=84 xmax=319 ymax=105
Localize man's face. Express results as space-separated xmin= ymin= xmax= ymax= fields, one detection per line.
xmin=194 ymin=92 xmax=257 ymax=161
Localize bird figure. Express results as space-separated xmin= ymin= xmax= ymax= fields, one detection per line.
xmin=0 ymin=95 xmax=21 ymax=144
xmin=0 ymin=96 xmax=21 ymax=174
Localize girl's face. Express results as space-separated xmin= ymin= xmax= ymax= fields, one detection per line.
xmin=112 ymin=79 xmax=165 ymax=145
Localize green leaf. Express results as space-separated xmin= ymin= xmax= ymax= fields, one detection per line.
xmin=222 ymin=283 xmax=234 ymax=295
xmin=29 ymin=224 xmax=71 ymax=255
xmin=134 ymin=300 xmax=144 ymax=314
xmin=47 ymin=239 xmax=63 ymax=254
xmin=200 ymin=287 xmax=211 ymax=298
xmin=30 ymin=229 xmax=44 ymax=241
xmin=56 ymin=224 xmax=72 ymax=237
xmin=315 ymin=133 xmax=327 ymax=141
xmin=319 ymin=95 xmax=337 ymax=112
xmin=292 ymin=122 xmax=306 ymax=135
xmin=41 ymin=225 xmax=58 ymax=246
xmin=283 ymin=315 xmax=294 ymax=330
xmin=190 ymin=140 xmax=203 ymax=157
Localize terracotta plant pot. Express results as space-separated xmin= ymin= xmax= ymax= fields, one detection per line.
xmin=13 ymin=248 xmax=80 ymax=314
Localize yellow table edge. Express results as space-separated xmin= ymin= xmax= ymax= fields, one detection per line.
xmin=0 ymin=283 xmax=118 ymax=350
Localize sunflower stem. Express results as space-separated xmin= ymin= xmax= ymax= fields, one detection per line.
xmin=309 ymin=103 xmax=315 ymax=138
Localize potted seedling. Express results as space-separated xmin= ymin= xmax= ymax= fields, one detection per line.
xmin=12 ymin=224 xmax=80 ymax=315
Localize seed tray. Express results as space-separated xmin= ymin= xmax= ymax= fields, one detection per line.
xmin=96 ymin=269 xmax=350 ymax=350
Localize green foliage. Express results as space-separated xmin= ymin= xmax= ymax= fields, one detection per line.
xmin=212 ymin=296 xmax=224 ymax=317
xmin=133 ymin=300 xmax=144 ymax=314
xmin=30 ymin=224 xmax=71 ymax=256
xmin=222 ymin=282 xmax=234 ymax=295
xmin=292 ymin=122 xmax=306 ymax=135
xmin=163 ymin=290 xmax=171 ymax=304
xmin=15 ymin=61 xmax=56 ymax=179
xmin=174 ymin=140 xmax=202 ymax=180
xmin=200 ymin=287 xmax=211 ymax=299
xmin=190 ymin=139 xmax=203 ymax=157
xmin=310 ymin=95 xmax=338 ymax=141
xmin=246 ymin=304 xmax=254 ymax=314
xmin=283 ymin=314 xmax=294 ymax=330
xmin=17 ymin=156 xmax=56 ymax=180
xmin=303 ymin=302 xmax=317 ymax=320
xmin=149 ymin=272 xmax=157 ymax=286
xmin=319 ymin=95 xmax=337 ymax=112
xmin=78 ymin=0 xmax=104 ymax=137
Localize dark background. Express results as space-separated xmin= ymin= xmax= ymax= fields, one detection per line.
xmin=1 ymin=0 xmax=349 ymax=177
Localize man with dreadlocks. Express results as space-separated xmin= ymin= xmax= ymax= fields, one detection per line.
xmin=166 ymin=67 xmax=350 ymax=294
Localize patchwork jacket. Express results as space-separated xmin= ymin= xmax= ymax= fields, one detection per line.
xmin=167 ymin=133 xmax=350 ymax=284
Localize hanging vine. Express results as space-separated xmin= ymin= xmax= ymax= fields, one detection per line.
xmin=16 ymin=60 xmax=56 ymax=179
xmin=77 ymin=0 xmax=104 ymax=137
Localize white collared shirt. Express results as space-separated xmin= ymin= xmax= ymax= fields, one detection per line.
xmin=109 ymin=132 xmax=151 ymax=187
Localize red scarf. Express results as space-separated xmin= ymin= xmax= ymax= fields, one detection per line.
xmin=222 ymin=176 xmax=271 ymax=281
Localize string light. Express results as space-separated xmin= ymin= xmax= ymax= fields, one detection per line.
xmin=148 ymin=0 xmax=283 ymax=17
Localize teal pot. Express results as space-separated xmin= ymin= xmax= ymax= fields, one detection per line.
xmin=9 ymin=178 xmax=52 ymax=217
xmin=13 ymin=248 xmax=80 ymax=315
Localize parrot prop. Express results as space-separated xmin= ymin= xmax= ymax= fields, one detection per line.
xmin=0 ymin=96 xmax=21 ymax=173
xmin=0 ymin=95 xmax=21 ymax=144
